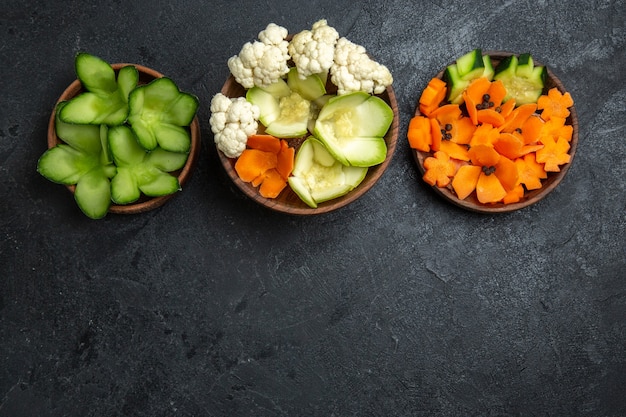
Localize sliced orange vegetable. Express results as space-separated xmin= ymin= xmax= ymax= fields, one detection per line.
xmin=494 ymin=155 xmax=519 ymax=192
xmin=235 ymin=149 xmax=278 ymax=183
xmin=258 ymin=168 xmax=288 ymax=198
xmin=494 ymin=132 xmax=524 ymax=160
xmin=536 ymin=135 xmax=571 ymax=172
xmin=407 ymin=115 xmax=432 ymax=152
xmin=485 ymin=79 xmax=507 ymax=107
xmin=515 ymin=153 xmax=547 ymax=190
xmin=276 ymin=139 xmax=294 ymax=179
xmin=498 ymin=98 xmax=516 ymax=119
xmin=246 ymin=134 xmax=282 ymax=153
xmin=439 ymin=140 xmax=470 ymax=161
xmin=537 ymin=88 xmax=573 ymax=121
xmin=430 ymin=117 xmax=442 ymax=152
xmin=451 ymin=164 xmax=482 ymax=200
xmin=521 ymin=114 xmax=544 ymax=145
xmin=468 ymin=144 xmax=501 ymax=167
xmin=419 ymin=77 xmax=447 ymax=116
xmin=477 ymin=108 xmax=505 ymax=127
xmin=476 ymin=171 xmax=507 ymax=204
xmin=500 ymin=103 xmax=538 ymax=133
xmin=469 ymin=123 xmax=500 ymax=147
xmin=235 ymin=135 xmax=295 ymax=198
xmin=502 ymin=184 xmax=525 ymax=204
xmin=540 ymin=116 xmax=573 ymax=142
xmin=463 ymin=77 xmax=491 ymax=125
xmin=453 ymin=117 xmax=476 ymax=145
xmin=422 ymin=151 xmax=457 ymax=187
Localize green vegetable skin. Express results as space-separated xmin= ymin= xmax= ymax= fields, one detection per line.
xmin=38 ymin=52 xmax=198 ymax=219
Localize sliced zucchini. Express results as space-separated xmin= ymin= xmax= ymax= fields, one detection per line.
xmin=247 ymin=87 xmax=311 ymax=138
xmin=313 ymin=92 xmax=392 ymax=167
xmin=287 ymin=137 xmax=367 ymax=208
xmin=287 ymin=67 xmax=326 ymax=101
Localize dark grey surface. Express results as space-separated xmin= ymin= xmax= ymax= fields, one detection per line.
xmin=1 ymin=0 xmax=625 ymax=416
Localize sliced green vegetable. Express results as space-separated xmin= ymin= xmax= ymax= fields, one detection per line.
xmin=108 ymin=125 xmax=185 ymax=204
xmin=287 ymin=137 xmax=367 ymax=208
xmin=456 ymin=48 xmax=485 ymax=81
xmin=246 ymin=87 xmax=310 ymax=138
xmin=127 ymin=77 xmax=199 ymax=152
xmin=494 ymin=53 xmax=547 ymax=105
xmin=287 ymin=67 xmax=326 ymax=101
xmin=59 ymin=53 xmax=137 ymax=125
xmin=313 ymin=91 xmax=392 ymax=167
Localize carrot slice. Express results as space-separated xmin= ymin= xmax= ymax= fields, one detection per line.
xmin=477 ymin=108 xmax=505 ymax=127
xmin=485 ymin=79 xmax=507 ymax=107
xmin=503 ymin=184 xmax=525 ymax=204
xmin=468 ymin=144 xmax=501 ymax=167
xmin=494 ymin=132 xmax=524 ymax=160
xmin=515 ymin=153 xmax=547 ymax=190
xmin=463 ymin=77 xmax=491 ymax=125
xmin=275 ymin=140 xmax=294 ymax=180
xmin=419 ymin=77 xmax=447 ymax=116
xmin=494 ymin=155 xmax=519 ymax=192
xmin=498 ymin=98 xmax=516 ymax=119
xmin=452 ymin=164 xmax=482 ymax=200
xmin=536 ymin=135 xmax=571 ymax=172
xmin=476 ymin=171 xmax=507 ymax=204
xmin=422 ymin=151 xmax=457 ymax=187
xmin=246 ymin=134 xmax=282 ymax=153
xmin=521 ymin=114 xmax=544 ymax=145
xmin=469 ymin=123 xmax=500 ymax=148
xmin=537 ymin=88 xmax=574 ymax=121
xmin=235 ymin=149 xmax=278 ymax=183
xmin=439 ymin=140 xmax=470 ymax=161
xmin=258 ymin=168 xmax=288 ymax=198
xmin=407 ymin=115 xmax=432 ymax=152
xmin=500 ymin=103 xmax=538 ymax=133
xmin=453 ymin=117 xmax=476 ymax=145
xmin=430 ymin=117 xmax=442 ymax=152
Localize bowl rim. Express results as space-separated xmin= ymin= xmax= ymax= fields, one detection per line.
xmin=216 ymin=75 xmax=400 ymax=215
xmin=47 ymin=62 xmax=201 ymax=215
xmin=411 ymin=50 xmax=579 ymax=214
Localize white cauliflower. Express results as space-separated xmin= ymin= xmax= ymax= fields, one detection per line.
xmin=288 ymin=19 xmax=339 ymax=80
xmin=227 ymin=23 xmax=291 ymax=89
xmin=330 ymin=37 xmax=393 ymax=95
xmin=209 ymin=93 xmax=260 ymax=158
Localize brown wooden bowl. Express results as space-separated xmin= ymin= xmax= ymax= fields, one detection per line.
xmin=412 ymin=51 xmax=579 ymax=213
xmin=217 ymin=75 xmax=399 ymax=215
xmin=47 ymin=63 xmax=201 ymax=215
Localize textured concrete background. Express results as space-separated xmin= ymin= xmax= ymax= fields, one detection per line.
xmin=1 ymin=0 xmax=625 ymax=416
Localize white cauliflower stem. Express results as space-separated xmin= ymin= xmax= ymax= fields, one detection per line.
xmin=209 ymin=93 xmax=260 ymax=158
xmin=227 ymin=23 xmax=290 ymax=89
xmin=288 ymin=19 xmax=339 ymax=79
xmin=330 ymin=37 xmax=393 ymax=95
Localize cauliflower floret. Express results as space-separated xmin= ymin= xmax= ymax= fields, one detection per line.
xmin=209 ymin=93 xmax=260 ymax=158
xmin=330 ymin=37 xmax=393 ymax=95
xmin=288 ymin=19 xmax=339 ymax=79
xmin=227 ymin=23 xmax=290 ymax=89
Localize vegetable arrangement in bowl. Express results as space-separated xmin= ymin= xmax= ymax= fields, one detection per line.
xmin=408 ymin=49 xmax=578 ymax=213
xmin=210 ymin=20 xmax=399 ymax=214
xmin=38 ymin=53 xmax=200 ymax=219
